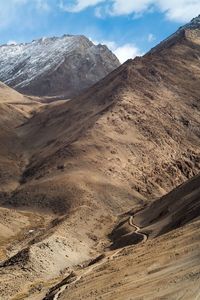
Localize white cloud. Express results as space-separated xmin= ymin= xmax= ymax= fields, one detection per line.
xmin=113 ymin=44 xmax=143 ymax=63
xmin=109 ymin=0 xmax=154 ymax=16
xmin=90 ymin=39 xmax=143 ymax=63
xmin=59 ymin=0 xmax=200 ymax=23
xmin=91 ymin=38 xmax=116 ymax=51
xmin=148 ymin=33 xmax=156 ymax=42
xmin=157 ymin=0 xmax=200 ymax=22
xmin=59 ymin=0 xmax=105 ymax=12
xmin=0 ymin=0 xmax=51 ymax=28
xmin=0 ymin=0 xmax=198 ymax=28
xmin=110 ymin=0 xmax=200 ymax=22
xmin=7 ymin=40 xmax=17 ymax=45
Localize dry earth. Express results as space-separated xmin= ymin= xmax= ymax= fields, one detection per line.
xmin=58 ymin=217 xmax=200 ymax=300
xmin=44 ymin=174 xmax=200 ymax=300
xmin=0 ymin=25 xmax=199 ymax=299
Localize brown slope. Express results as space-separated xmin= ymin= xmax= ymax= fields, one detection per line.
xmin=5 ymin=25 xmax=200 ymax=215
xmin=45 ymin=174 xmax=200 ymax=300
xmin=0 ymin=81 xmax=25 ymax=103
xmin=133 ymin=173 xmax=200 ymax=238
xmin=0 ymin=102 xmax=26 ymax=192
xmin=0 ymin=83 xmax=30 ymax=192
xmin=58 ymin=219 xmax=200 ymax=300
xmin=0 ymin=21 xmax=200 ymax=300
xmin=109 ymin=173 xmax=200 ymax=250
xmin=1 ymin=62 xmax=145 ymax=214
xmin=0 ymin=82 xmax=43 ymax=193
xmin=0 ymin=82 xmax=119 ymax=298
xmin=0 ymin=82 xmax=53 ymax=269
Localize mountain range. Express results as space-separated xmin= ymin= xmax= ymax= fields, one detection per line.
xmin=0 ymin=15 xmax=199 ymax=300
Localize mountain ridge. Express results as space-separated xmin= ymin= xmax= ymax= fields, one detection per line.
xmin=2 ymin=22 xmax=199 ymax=214
xmin=0 ymin=16 xmax=200 ymax=300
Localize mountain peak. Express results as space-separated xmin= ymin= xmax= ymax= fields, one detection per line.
xmin=0 ymin=34 xmax=120 ymax=98
xmin=184 ymin=14 xmax=200 ymax=29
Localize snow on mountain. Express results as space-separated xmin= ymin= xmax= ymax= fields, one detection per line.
xmin=0 ymin=35 xmax=120 ymax=98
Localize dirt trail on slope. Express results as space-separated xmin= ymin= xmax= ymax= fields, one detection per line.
xmin=129 ymin=215 xmax=148 ymax=242
xmin=58 ymin=217 xmax=200 ymax=300
xmin=44 ymin=214 xmax=147 ymax=300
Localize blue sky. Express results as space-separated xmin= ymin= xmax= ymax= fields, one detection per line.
xmin=0 ymin=0 xmax=199 ymax=62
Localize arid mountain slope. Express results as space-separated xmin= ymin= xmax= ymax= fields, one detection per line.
xmin=4 ymin=19 xmax=199 ymax=215
xmin=0 ymin=17 xmax=200 ymax=300
xmin=58 ymin=221 xmax=200 ymax=300
xmin=50 ymin=175 xmax=200 ymax=300
xmin=61 ymin=222 xmax=200 ymax=300
xmin=0 ymin=81 xmax=26 ymax=103
xmin=0 ymin=83 xmax=39 ymax=192
xmin=0 ymin=83 xmax=119 ymax=300
xmin=110 ymin=174 xmax=200 ymax=250
xmin=0 ymin=35 xmax=120 ymax=98
xmin=0 ymin=84 xmax=54 ymax=277
xmin=133 ymin=173 xmax=200 ymax=238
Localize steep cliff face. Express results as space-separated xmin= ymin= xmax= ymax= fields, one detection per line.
xmin=0 ymin=35 xmax=120 ymax=98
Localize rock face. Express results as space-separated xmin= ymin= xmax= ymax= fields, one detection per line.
xmin=0 ymin=35 xmax=120 ymax=98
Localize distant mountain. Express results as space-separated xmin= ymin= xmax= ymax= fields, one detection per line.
xmin=0 ymin=35 xmax=120 ymax=98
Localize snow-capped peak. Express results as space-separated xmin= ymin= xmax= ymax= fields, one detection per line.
xmin=0 ymin=35 xmax=89 ymax=88
xmin=0 ymin=34 xmax=120 ymax=98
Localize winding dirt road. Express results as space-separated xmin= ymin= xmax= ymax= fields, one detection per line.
xmin=129 ymin=216 xmax=148 ymax=242
xmin=48 ymin=215 xmax=148 ymax=300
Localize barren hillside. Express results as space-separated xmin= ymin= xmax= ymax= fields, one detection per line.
xmin=52 ymin=175 xmax=200 ymax=300
xmin=0 ymin=16 xmax=200 ymax=300
xmin=5 ymin=21 xmax=200 ymax=214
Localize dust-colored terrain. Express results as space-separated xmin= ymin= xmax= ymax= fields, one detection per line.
xmin=0 ymin=20 xmax=199 ymax=300
xmin=2 ymin=27 xmax=200 ymax=213
xmin=43 ymin=175 xmax=200 ymax=300
xmin=58 ymin=218 xmax=200 ymax=300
